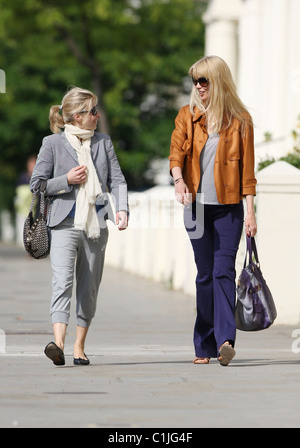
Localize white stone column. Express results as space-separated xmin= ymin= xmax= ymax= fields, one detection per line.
xmin=205 ymin=20 xmax=238 ymax=80
xmin=259 ymin=0 xmax=289 ymax=154
xmin=287 ymin=0 xmax=300 ymax=132
xmin=203 ymin=0 xmax=242 ymax=82
xmin=237 ymin=0 xmax=263 ymax=140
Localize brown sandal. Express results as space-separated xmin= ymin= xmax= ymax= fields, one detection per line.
xmin=193 ymin=357 xmax=210 ymax=364
xmin=218 ymin=342 xmax=236 ymax=366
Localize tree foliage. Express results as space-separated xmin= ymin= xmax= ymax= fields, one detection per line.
xmin=0 ymin=0 xmax=207 ymax=210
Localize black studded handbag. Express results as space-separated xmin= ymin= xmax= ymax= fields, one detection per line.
xmin=23 ymin=180 xmax=50 ymax=259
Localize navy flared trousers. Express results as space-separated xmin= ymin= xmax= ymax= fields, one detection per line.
xmin=185 ymin=201 xmax=244 ymax=358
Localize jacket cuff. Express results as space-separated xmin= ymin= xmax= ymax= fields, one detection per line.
xmin=241 ymin=180 xmax=257 ymax=196
xmin=46 ymin=174 xmax=73 ymax=196
xmin=169 ymin=158 xmax=184 ymax=174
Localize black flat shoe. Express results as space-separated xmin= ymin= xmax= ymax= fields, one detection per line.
xmin=44 ymin=342 xmax=65 ymax=366
xmin=73 ymin=354 xmax=90 ymax=366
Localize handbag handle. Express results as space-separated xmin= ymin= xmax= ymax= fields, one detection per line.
xmin=30 ymin=180 xmax=47 ymax=218
xmin=33 ymin=179 xmax=47 ymax=194
xmin=243 ymin=235 xmax=260 ymax=268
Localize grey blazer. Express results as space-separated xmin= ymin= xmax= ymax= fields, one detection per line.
xmin=30 ymin=131 xmax=128 ymax=228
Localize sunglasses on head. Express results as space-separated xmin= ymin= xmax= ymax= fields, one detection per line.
xmin=192 ymin=77 xmax=209 ymax=87
xmin=79 ymin=104 xmax=99 ymax=116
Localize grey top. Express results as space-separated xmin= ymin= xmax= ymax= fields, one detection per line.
xmin=198 ymin=132 xmax=221 ymax=205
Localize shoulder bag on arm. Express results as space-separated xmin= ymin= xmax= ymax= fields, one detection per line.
xmin=23 ymin=180 xmax=50 ymax=259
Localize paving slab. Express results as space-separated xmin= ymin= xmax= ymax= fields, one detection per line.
xmin=0 ymin=243 xmax=300 ymax=429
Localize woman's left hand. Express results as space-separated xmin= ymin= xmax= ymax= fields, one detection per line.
xmin=245 ymin=211 xmax=257 ymax=237
xmin=116 ymin=211 xmax=128 ymax=231
xmin=245 ymin=195 xmax=257 ymax=237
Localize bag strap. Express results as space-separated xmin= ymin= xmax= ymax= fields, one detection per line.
xmin=29 ymin=180 xmax=47 ymax=217
xmin=243 ymin=235 xmax=251 ymax=268
xmin=243 ymin=234 xmax=260 ymax=268
xmin=28 ymin=191 xmax=37 ymax=213
xmin=250 ymin=235 xmax=260 ymax=266
xmin=33 ymin=179 xmax=47 ymax=194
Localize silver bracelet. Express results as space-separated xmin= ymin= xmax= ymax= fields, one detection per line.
xmin=174 ymin=177 xmax=183 ymax=184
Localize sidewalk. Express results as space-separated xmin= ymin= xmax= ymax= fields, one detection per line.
xmin=0 ymin=242 xmax=300 ymax=429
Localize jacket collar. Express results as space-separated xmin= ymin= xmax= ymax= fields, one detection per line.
xmin=61 ymin=131 xmax=98 ymax=163
xmin=192 ymin=106 xmax=206 ymax=123
xmin=192 ymin=107 xmax=230 ymax=134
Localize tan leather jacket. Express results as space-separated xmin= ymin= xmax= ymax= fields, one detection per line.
xmin=169 ymin=105 xmax=257 ymax=204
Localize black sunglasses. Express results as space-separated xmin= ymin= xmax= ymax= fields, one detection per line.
xmin=192 ymin=77 xmax=209 ymax=87
xmin=79 ymin=104 xmax=100 ymax=116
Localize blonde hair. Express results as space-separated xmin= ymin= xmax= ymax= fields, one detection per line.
xmin=189 ymin=55 xmax=253 ymax=134
xmin=49 ymin=86 xmax=98 ymax=133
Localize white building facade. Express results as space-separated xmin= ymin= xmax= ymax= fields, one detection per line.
xmin=203 ymin=0 xmax=300 ymax=164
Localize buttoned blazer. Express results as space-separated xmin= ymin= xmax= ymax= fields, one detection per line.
xmin=169 ymin=105 xmax=257 ymax=204
xmin=30 ymin=131 xmax=128 ymax=228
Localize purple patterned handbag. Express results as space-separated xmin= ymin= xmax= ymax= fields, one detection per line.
xmin=235 ymin=236 xmax=277 ymax=331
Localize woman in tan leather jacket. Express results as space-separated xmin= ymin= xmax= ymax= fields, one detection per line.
xmin=169 ymin=55 xmax=257 ymax=366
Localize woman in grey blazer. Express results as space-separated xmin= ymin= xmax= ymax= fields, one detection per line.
xmin=30 ymin=86 xmax=128 ymax=366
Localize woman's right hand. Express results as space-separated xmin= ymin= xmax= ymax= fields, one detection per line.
xmin=67 ymin=165 xmax=87 ymax=185
xmin=175 ymin=179 xmax=190 ymax=206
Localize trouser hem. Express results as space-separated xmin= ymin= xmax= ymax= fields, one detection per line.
xmin=76 ymin=317 xmax=92 ymax=328
xmin=51 ymin=311 xmax=69 ymax=326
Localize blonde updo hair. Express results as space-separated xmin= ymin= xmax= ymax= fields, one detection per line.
xmin=49 ymin=86 xmax=98 ymax=133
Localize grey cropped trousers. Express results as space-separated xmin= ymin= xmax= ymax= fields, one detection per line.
xmin=49 ymin=218 xmax=108 ymax=328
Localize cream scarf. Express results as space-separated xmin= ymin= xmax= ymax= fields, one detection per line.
xmin=64 ymin=124 xmax=102 ymax=239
